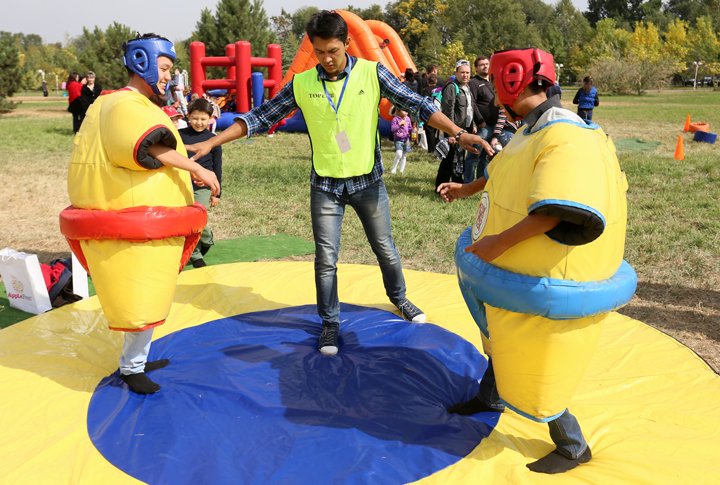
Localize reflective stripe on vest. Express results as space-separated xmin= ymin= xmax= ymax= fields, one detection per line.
xmin=293 ymin=58 xmax=380 ymax=178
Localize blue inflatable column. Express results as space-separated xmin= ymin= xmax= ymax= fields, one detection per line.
xmin=251 ymin=72 xmax=265 ymax=109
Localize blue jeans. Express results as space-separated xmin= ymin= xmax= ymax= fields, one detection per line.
xmin=311 ymin=180 xmax=406 ymax=325
xmin=191 ymin=188 xmax=214 ymax=262
xmin=478 ymin=358 xmax=589 ymax=459
xmin=463 ymin=128 xmax=514 ymax=183
xmin=577 ymin=108 xmax=593 ymax=124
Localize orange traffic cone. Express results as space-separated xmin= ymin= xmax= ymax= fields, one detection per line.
xmin=683 ymin=114 xmax=691 ymax=132
xmin=674 ymin=135 xmax=684 ymax=161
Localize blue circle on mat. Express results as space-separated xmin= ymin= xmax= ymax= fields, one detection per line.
xmin=87 ymin=304 xmax=497 ymax=484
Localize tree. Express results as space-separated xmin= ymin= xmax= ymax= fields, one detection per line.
xmin=271 ymin=9 xmax=301 ymax=72
xmin=641 ymin=0 xmax=672 ymax=30
xmin=0 ymin=32 xmax=22 ymax=97
xmin=192 ymin=0 xmax=277 ymax=58
xmin=586 ymin=0 xmax=645 ymax=27
xmin=570 ymin=18 xmax=633 ymax=77
xmin=346 ymin=4 xmax=387 ymax=21
xmin=0 ymin=32 xmax=21 ymax=112
xmin=193 ymin=8 xmax=221 ymax=56
xmin=288 ymin=6 xmax=320 ymax=38
xmin=437 ymin=40 xmax=470 ymax=76
xmin=685 ymin=16 xmax=720 ymax=77
xmin=446 ymin=0 xmax=544 ymax=57
xmin=626 ymin=22 xmax=675 ymax=93
xmin=414 ymin=25 xmax=443 ymax=70
xmin=394 ymin=0 xmax=448 ymax=54
xmin=72 ymin=23 xmax=135 ymax=89
xmin=663 ymin=18 xmax=690 ymax=74
xmin=665 ymin=0 xmax=720 ymax=29
xmin=552 ymin=0 xmax=593 ymax=70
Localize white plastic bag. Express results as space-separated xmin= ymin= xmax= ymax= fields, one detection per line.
xmin=0 ymin=247 xmax=52 ymax=314
xmin=417 ymin=127 xmax=428 ymax=151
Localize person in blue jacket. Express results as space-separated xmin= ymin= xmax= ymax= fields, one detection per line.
xmin=572 ymin=76 xmax=599 ymax=124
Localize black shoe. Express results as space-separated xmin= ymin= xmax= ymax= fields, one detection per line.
xmin=121 ymin=372 xmax=161 ymax=394
xmin=393 ymin=298 xmax=426 ymax=323
xmin=318 ymin=322 xmax=340 ymax=356
xmin=191 ymin=258 xmax=207 ymax=268
xmin=527 ymin=446 xmax=592 ymax=474
xmin=144 ymin=359 xmax=170 ymax=372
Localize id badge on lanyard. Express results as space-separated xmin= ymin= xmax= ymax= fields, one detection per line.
xmin=322 ymin=67 xmax=352 ymax=154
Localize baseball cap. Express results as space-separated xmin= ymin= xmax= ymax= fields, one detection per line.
xmin=455 ymin=59 xmax=470 ymax=69
xmin=161 ymin=105 xmax=182 ymax=118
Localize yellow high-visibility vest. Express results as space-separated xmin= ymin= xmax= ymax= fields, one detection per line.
xmin=293 ymin=58 xmax=380 ymax=178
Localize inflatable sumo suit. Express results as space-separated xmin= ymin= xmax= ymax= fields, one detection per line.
xmin=60 ymin=88 xmax=207 ymax=331
xmin=456 ymin=49 xmax=637 ymax=422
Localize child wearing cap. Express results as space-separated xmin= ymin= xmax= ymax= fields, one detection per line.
xmin=162 ymin=105 xmax=187 ymax=129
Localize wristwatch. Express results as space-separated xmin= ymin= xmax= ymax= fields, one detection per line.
xmin=455 ymin=129 xmax=468 ymax=139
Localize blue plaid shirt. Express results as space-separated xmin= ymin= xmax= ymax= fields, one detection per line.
xmin=237 ymin=55 xmax=439 ymax=195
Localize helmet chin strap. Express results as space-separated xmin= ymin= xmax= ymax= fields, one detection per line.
xmin=504 ymin=104 xmax=520 ymax=121
xmin=150 ymin=82 xmax=163 ymax=96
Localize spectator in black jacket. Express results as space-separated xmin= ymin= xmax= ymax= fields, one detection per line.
xmin=179 ymin=98 xmax=223 ymax=268
xmin=434 ymin=60 xmax=487 ymax=190
xmin=467 ymin=56 xmax=517 ymax=182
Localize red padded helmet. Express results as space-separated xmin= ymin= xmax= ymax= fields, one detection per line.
xmin=489 ymin=48 xmax=556 ymax=107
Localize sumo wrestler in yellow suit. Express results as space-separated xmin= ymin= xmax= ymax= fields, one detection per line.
xmin=60 ymin=34 xmax=220 ymax=394
xmin=437 ymin=48 xmax=637 ymax=475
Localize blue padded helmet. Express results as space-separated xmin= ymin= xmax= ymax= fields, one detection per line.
xmin=123 ymin=34 xmax=176 ymax=95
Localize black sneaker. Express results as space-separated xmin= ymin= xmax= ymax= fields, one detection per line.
xmin=318 ymin=322 xmax=340 ymax=356
xmin=393 ymin=298 xmax=426 ymax=323
xmin=191 ymin=258 xmax=207 ymax=268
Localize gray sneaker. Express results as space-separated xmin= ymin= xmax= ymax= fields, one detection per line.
xmin=318 ymin=322 xmax=340 ymax=356
xmin=393 ymin=298 xmax=426 ymax=323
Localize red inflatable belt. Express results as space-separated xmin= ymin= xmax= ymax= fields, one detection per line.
xmin=60 ymin=203 xmax=208 ymax=273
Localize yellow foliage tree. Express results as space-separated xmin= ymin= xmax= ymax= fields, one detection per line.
xmin=663 ymin=19 xmax=690 ymax=74
xmin=437 ymin=40 xmax=472 ymax=78
xmin=630 ymin=22 xmax=663 ymax=63
xmin=395 ymin=0 xmax=448 ymax=52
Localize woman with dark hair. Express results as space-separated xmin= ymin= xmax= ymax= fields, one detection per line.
xmin=572 ymin=76 xmax=599 ymax=124
xmin=402 ymin=67 xmax=419 ymax=93
xmin=66 ymin=72 xmax=88 ymax=133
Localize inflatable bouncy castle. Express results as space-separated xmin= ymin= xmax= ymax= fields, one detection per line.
xmin=195 ymin=10 xmax=417 ymax=132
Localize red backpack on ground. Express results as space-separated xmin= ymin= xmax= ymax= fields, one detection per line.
xmin=39 ymin=258 xmax=82 ymax=307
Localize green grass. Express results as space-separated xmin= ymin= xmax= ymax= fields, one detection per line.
xmin=1 ymin=90 xmax=719 ymax=289
xmin=1 ymin=89 xmax=719 ymax=368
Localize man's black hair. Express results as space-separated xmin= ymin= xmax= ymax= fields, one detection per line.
xmin=474 ymin=56 xmax=489 ymax=66
xmin=305 ymin=10 xmax=348 ymax=43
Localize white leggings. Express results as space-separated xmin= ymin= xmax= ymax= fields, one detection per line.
xmin=120 ymin=329 xmax=154 ymax=375
xmin=391 ymin=150 xmax=407 ymax=173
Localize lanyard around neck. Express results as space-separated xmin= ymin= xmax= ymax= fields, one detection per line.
xmin=321 ymin=57 xmax=352 ymax=115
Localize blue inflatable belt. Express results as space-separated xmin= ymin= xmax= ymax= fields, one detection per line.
xmin=455 ymin=227 xmax=637 ymax=321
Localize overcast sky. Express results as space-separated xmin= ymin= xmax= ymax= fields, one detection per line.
xmin=1 ymin=0 xmax=589 ymax=45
